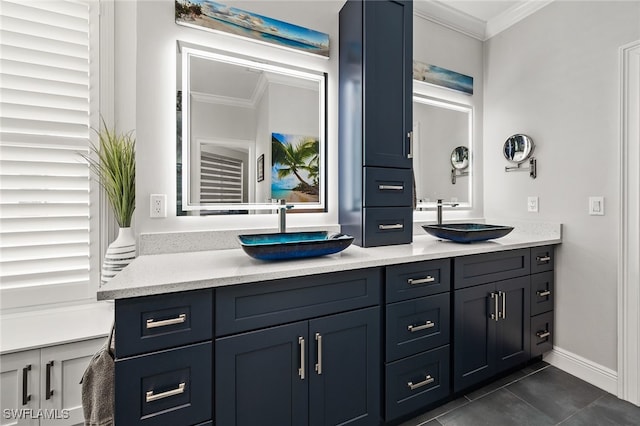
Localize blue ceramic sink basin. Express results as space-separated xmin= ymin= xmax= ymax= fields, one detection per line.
xmin=238 ymin=231 xmax=354 ymax=260
xmin=422 ymin=223 xmax=514 ymax=243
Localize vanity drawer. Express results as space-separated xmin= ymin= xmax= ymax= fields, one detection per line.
xmin=531 ymin=246 xmax=555 ymax=274
xmin=386 ymin=293 xmax=450 ymax=361
xmin=114 ymin=342 xmax=212 ymax=426
xmin=385 ymin=345 xmax=450 ymax=421
xmin=362 ymin=207 xmax=413 ymax=247
xmin=115 ymin=289 xmax=213 ymax=358
xmin=531 ymin=311 xmax=554 ymax=357
xmin=363 ymin=167 xmax=413 ymax=207
xmin=454 ymin=248 xmax=530 ymax=289
xmin=386 ymin=259 xmax=451 ymax=303
xmin=531 ymin=271 xmax=554 ymax=316
xmin=216 ymin=268 xmax=381 ymax=336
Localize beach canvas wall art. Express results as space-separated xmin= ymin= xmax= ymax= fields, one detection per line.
xmin=413 ymin=60 xmax=474 ymax=95
xmin=271 ymin=133 xmax=319 ymax=203
xmin=175 ymin=0 xmax=330 ymax=57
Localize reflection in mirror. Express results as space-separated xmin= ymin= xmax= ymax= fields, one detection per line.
xmin=412 ymin=96 xmax=472 ymax=208
xmin=177 ymin=42 xmax=326 ymax=215
xmin=503 ymin=134 xmax=534 ymax=163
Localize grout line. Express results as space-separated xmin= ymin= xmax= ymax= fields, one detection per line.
xmin=504 ymin=386 xmax=558 ymax=424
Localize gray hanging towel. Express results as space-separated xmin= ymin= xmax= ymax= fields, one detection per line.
xmin=81 ymin=325 xmax=115 ymax=426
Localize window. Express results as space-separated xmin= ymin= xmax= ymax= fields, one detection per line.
xmin=0 ymin=0 xmax=99 ymax=310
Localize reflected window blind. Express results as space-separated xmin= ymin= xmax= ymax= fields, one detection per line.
xmin=200 ymin=152 xmax=243 ymax=203
xmin=0 ymin=0 xmax=93 ymax=308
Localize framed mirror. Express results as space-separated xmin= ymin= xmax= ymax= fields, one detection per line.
xmin=412 ymin=95 xmax=472 ymax=208
xmin=177 ymin=42 xmax=327 ymax=215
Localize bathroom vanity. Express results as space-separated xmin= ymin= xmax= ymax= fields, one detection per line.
xmin=99 ymin=228 xmax=560 ymax=425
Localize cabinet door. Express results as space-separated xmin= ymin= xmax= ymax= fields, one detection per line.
xmin=216 ymin=322 xmax=308 ymax=426
xmin=453 ymin=283 xmax=496 ymax=392
xmin=39 ymin=338 xmax=104 ymax=426
xmin=0 ymin=350 xmax=40 ymax=426
xmin=309 ymin=307 xmax=380 ymax=426
xmin=495 ymin=277 xmax=531 ymax=373
xmin=363 ymin=0 xmax=412 ymax=169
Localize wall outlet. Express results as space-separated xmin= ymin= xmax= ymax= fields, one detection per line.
xmin=589 ymin=196 xmax=604 ymax=216
xmin=527 ymin=196 xmax=539 ymax=213
xmin=150 ymin=194 xmax=167 ymax=218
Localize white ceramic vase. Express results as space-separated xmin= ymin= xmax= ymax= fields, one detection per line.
xmin=101 ymin=227 xmax=136 ymax=285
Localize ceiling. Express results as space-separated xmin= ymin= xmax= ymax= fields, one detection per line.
xmin=414 ymin=0 xmax=553 ymax=40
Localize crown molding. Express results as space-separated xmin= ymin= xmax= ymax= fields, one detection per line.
xmin=414 ymin=0 xmax=555 ymax=41
xmin=191 ymin=91 xmax=255 ymax=108
xmin=485 ymin=0 xmax=555 ymax=39
xmin=414 ymin=2 xmax=486 ymax=41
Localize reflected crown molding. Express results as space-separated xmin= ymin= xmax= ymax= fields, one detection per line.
xmin=414 ymin=0 xmax=554 ymax=41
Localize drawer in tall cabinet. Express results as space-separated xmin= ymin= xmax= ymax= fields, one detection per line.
xmin=115 ymin=289 xmax=213 ymax=358
xmin=363 ymin=167 xmax=413 ymax=207
xmin=385 ymin=345 xmax=450 ymax=422
xmin=386 ymin=259 xmax=451 ymax=303
xmin=531 ymin=311 xmax=554 ymax=357
xmin=531 ymin=271 xmax=554 ymax=316
xmin=531 ymin=246 xmax=554 ymax=274
xmin=115 ymin=342 xmax=212 ymax=426
xmin=386 ymin=293 xmax=450 ymax=361
xmin=362 ymin=207 xmax=413 ymax=247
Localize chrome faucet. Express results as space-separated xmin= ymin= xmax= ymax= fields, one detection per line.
xmin=277 ymin=199 xmax=293 ymax=233
xmin=436 ymin=199 xmax=459 ymax=225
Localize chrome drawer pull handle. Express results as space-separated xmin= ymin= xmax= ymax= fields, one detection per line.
xmin=537 ymin=255 xmax=551 ymax=263
xmin=408 ymin=321 xmax=435 ymax=333
xmin=146 ymin=382 xmax=185 ymax=403
xmin=378 ymin=184 xmax=404 ymax=191
xmin=408 ymin=375 xmax=434 ymax=390
xmin=299 ymin=337 xmax=306 ymax=380
xmin=407 ymin=276 xmax=435 ymax=285
xmin=537 ymin=330 xmax=551 ymax=339
xmin=499 ymin=291 xmax=506 ymax=319
xmin=379 ymin=224 xmax=403 ymax=230
xmin=537 ymin=290 xmax=551 ymax=297
xmin=490 ymin=292 xmax=498 ymax=321
xmin=146 ymin=313 xmax=186 ymax=329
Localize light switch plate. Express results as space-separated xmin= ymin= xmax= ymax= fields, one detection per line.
xmin=528 ymin=196 xmax=539 ymax=213
xmin=589 ymin=196 xmax=604 ymax=216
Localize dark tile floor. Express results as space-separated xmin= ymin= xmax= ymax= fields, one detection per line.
xmin=401 ymin=362 xmax=640 ymax=426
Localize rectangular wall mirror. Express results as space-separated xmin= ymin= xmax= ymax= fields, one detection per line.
xmin=177 ymin=42 xmax=327 ymax=215
xmin=412 ymin=95 xmax=473 ymax=209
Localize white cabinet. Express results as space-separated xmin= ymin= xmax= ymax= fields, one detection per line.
xmin=1 ymin=338 xmax=105 ymax=426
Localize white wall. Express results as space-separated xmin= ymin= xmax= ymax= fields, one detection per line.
xmin=127 ymin=0 xmax=341 ymax=233
xmin=412 ymin=15 xmax=484 ymax=221
xmin=483 ymin=0 xmax=640 ymax=370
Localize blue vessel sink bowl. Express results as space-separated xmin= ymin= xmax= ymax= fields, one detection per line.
xmin=238 ymin=231 xmax=354 ymax=261
xmin=422 ymin=223 xmax=514 ymax=243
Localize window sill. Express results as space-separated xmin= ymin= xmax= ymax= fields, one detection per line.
xmin=0 ymin=301 xmax=114 ymax=355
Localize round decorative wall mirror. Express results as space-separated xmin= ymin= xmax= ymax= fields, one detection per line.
xmin=503 ymin=134 xmax=535 ymax=163
xmin=450 ymin=146 xmax=469 ymax=170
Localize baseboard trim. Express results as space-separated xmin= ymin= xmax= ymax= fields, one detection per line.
xmin=544 ymin=346 xmax=618 ymax=394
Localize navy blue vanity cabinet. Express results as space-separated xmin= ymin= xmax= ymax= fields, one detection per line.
xmin=384 ymin=260 xmax=451 ymax=421
xmin=453 ymin=250 xmax=531 ymax=393
xmin=530 ymin=246 xmax=555 ymax=357
xmin=339 ymin=0 xmax=414 ymax=247
xmin=215 ymin=269 xmax=382 ymax=426
xmin=113 ymin=289 xmax=213 ymax=425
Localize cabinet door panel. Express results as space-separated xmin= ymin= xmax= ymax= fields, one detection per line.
xmin=0 ymin=350 xmax=40 ymax=426
xmin=309 ymin=307 xmax=380 ymax=426
xmin=363 ymin=0 xmax=412 ymax=169
xmin=216 ymin=322 xmax=308 ymax=426
xmin=495 ymin=277 xmax=531 ymax=373
xmin=454 ymin=283 xmax=496 ymax=392
xmin=531 ymin=271 xmax=554 ymax=316
xmin=531 ymin=311 xmax=554 ymax=357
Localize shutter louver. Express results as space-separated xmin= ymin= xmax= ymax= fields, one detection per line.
xmin=0 ymin=0 xmax=92 ymax=308
xmin=200 ymin=152 xmax=244 ymax=203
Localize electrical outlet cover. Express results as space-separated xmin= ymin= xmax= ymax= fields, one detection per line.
xmin=527 ymin=196 xmax=539 ymax=213
xmin=150 ymin=194 xmax=167 ymax=218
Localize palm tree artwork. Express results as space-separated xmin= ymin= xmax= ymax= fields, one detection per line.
xmin=271 ymin=133 xmax=320 ymax=203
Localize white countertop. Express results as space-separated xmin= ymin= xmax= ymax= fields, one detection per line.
xmin=97 ymin=223 xmax=561 ymax=300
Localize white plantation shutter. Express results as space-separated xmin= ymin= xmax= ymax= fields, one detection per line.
xmin=0 ymin=0 xmax=98 ymax=309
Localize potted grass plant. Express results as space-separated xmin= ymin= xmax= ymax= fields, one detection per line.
xmin=81 ymin=119 xmax=136 ymax=285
